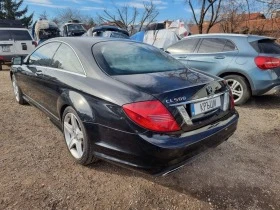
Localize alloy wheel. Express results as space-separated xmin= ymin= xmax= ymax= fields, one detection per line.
xmin=226 ymin=79 xmax=244 ymax=103
xmin=63 ymin=113 xmax=84 ymax=159
xmin=12 ymin=75 xmax=20 ymax=102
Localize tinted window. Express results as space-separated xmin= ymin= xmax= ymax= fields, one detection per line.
xmin=198 ymin=38 xmax=226 ymax=53
xmin=257 ymin=39 xmax=280 ymax=54
xmin=167 ymin=39 xmax=199 ymax=54
xmin=0 ymin=30 xmax=11 ymax=40
xmin=10 ymin=30 xmax=32 ymax=41
xmin=223 ymin=40 xmax=237 ymax=51
xmin=94 ymin=41 xmax=185 ymax=75
xmin=52 ymin=44 xmax=84 ymax=74
xmin=29 ymin=42 xmax=60 ymax=66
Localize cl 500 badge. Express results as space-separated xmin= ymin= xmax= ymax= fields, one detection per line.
xmin=166 ymin=96 xmax=187 ymax=104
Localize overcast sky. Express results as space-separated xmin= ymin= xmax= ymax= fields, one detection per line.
xmin=23 ymin=0 xmax=195 ymax=22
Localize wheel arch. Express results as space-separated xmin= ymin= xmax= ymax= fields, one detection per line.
xmin=57 ymin=90 xmax=95 ymax=123
xmin=218 ymin=71 xmax=253 ymax=94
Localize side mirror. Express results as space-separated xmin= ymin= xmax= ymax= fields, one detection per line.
xmin=12 ymin=56 xmax=23 ymax=65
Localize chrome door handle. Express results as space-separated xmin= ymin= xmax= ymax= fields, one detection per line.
xmin=214 ymin=56 xmax=225 ymax=59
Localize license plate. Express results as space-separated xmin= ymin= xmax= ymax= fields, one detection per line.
xmin=191 ymin=97 xmax=221 ymax=116
xmin=2 ymin=45 xmax=10 ymax=52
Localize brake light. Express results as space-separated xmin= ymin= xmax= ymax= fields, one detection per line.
xmin=123 ymin=100 xmax=180 ymax=132
xmin=32 ymin=41 xmax=38 ymax=47
xmin=0 ymin=56 xmax=3 ymax=61
xmin=254 ymin=56 xmax=280 ymax=70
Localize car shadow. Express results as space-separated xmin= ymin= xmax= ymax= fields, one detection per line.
xmin=241 ymin=94 xmax=280 ymax=110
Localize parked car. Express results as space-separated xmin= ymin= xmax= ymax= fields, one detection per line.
xmin=61 ymin=20 xmax=86 ymax=37
xmin=166 ymin=34 xmax=280 ymax=105
xmin=0 ymin=20 xmax=36 ymax=70
xmin=83 ymin=25 xmax=129 ymax=39
xmin=10 ymin=37 xmax=238 ymax=175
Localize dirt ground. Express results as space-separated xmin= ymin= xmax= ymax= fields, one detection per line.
xmin=0 ymin=66 xmax=280 ymax=210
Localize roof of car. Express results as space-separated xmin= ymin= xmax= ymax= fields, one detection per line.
xmin=184 ymin=33 xmax=273 ymax=40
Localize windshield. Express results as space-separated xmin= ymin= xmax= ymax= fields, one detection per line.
xmin=67 ymin=24 xmax=85 ymax=31
xmin=93 ymin=41 xmax=186 ymax=75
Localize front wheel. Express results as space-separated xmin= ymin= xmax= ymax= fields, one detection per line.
xmin=62 ymin=107 xmax=98 ymax=165
xmin=223 ymin=75 xmax=251 ymax=105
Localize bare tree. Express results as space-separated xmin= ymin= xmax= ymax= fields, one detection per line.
xmin=39 ymin=10 xmax=48 ymax=20
xmin=187 ymin=0 xmax=223 ymax=34
xmin=98 ymin=0 xmax=159 ymax=35
xmin=52 ymin=8 xmax=96 ymax=27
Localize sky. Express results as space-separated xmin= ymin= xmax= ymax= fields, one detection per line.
xmin=22 ymin=0 xmax=194 ymax=22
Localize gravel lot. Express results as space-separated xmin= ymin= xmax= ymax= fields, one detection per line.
xmin=0 ymin=66 xmax=280 ymax=210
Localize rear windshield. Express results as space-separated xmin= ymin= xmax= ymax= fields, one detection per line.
xmin=10 ymin=30 xmax=32 ymax=40
xmin=0 ymin=30 xmax=11 ymax=40
xmin=0 ymin=30 xmax=32 ymax=41
xmin=251 ymin=39 xmax=280 ymax=54
xmin=93 ymin=41 xmax=186 ymax=75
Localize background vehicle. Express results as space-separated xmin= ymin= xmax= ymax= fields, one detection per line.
xmin=32 ymin=19 xmax=60 ymax=45
xmin=166 ymin=34 xmax=280 ymax=105
xmin=0 ymin=20 xmax=36 ymax=70
xmin=84 ymin=25 xmax=129 ymax=39
xmin=61 ymin=20 xmax=86 ymax=37
xmin=10 ymin=38 xmax=238 ymax=175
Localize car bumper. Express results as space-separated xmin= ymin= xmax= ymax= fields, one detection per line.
xmin=84 ymin=111 xmax=239 ymax=175
xmin=0 ymin=54 xmax=28 ymax=62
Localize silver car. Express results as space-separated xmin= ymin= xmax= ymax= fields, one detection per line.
xmin=166 ymin=34 xmax=280 ymax=105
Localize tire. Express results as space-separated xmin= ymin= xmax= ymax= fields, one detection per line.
xmin=223 ymin=75 xmax=251 ymax=105
xmin=62 ymin=106 xmax=98 ymax=165
xmin=0 ymin=65 xmax=2 ymax=71
xmin=11 ymin=74 xmax=26 ymax=105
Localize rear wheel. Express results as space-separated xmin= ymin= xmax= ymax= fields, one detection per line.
xmin=12 ymin=74 xmax=26 ymax=105
xmin=223 ymin=75 xmax=251 ymax=105
xmin=62 ymin=107 xmax=98 ymax=165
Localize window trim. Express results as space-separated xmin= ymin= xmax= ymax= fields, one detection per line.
xmin=26 ymin=40 xmax=87 ymax=76
xmin=195 ymin=38 xmax=238 ymax=54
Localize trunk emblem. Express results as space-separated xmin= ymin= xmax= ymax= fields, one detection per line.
xmin=206 ymin=86 xmax=214 ymax=96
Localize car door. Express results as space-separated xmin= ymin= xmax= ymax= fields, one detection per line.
xmin=186 ymin=38 xmax=239 ymax=75
xmin=38 ymin=43 xmax=86 ymax=118
xmin=166 ymin=38 xmax=200 ymax=66
xmin=16 ymin=42 xmax=61 ymax=106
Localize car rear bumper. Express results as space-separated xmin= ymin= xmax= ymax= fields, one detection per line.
xmin=84 ymin=111 xmax=239 ymax=175
xmin=262 ymin=85 xmax=280 ymax=95
xmin=0 ymin=54 xmax=28 ymax=62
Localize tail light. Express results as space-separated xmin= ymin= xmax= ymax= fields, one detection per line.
xmin=254 ymin=56 xmax=280 ymax=70
xmin=123 ymin=100 xmax=180 ymax=132
xmin=32 ymin=41 xmax=38 ymax=47
xmin=0 ymin=56 xmax=4 ymax=61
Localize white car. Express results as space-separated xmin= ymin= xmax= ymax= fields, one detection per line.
xmin=0 ymin=27 xmax=36 ymax=70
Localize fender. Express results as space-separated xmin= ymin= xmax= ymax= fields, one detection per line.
xmin=57 ymin=90 xmax=95 ymax=123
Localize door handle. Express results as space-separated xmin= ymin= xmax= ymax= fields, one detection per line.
xmin=178 ymin=56 xmax=187 ymax=59
xmin=214 ymin=56 xmax=225 ymax=59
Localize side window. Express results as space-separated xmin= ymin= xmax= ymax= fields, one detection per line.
xmin=167 ymin=38 xmax=200 ymax=54
xmin=29 ymin=42 xmax=60 ymax=66
xmin=197 ymin=38 xmax=226 ymax=53
xmin=52 ymin=43 xmax=84 ymax=74
xmin=223 ymin=40 xmax=237 ymax=51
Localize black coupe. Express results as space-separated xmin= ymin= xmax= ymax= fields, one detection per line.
xmin=10 ymin=37 xmax=239 ymax=175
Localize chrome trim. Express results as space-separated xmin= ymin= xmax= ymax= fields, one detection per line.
xmin=170 ymin=92 xmax=226 ymax=107
xmin=262 ymin=85 xmax=280 ymax=95
xmin=177 ymin=106 xmax=193 ymax=125
xmin=38 ymin=66 xmax=86 ymax=77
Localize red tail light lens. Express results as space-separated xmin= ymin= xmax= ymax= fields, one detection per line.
xmin=32 ymin=41 xmax=38 ymax=47
xmin=123 ymin=100 xmax=180 ymax=132
xmin=254 ymin=56 xmax=280 ymax=70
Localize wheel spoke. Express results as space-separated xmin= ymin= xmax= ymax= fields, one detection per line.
xmin=64 ymin=122 xmax=74 ymax=135
xmin=68 ymin=137 xmax=77 ymax=149
xmin=233 ymin=90 xmax=242 ymax=97
xmin=71 ymin=114 xmax=78 ymax=131
xmin=231 ymin=81 xmax=239 ymax=90
xmin=76 ymin=141 xmax=83 ymax=157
